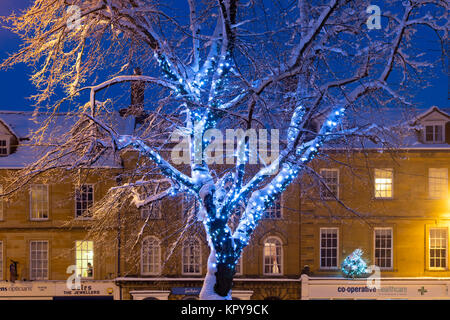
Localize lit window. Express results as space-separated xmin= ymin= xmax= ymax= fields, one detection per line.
xmin=264 ymin=198 xmax=281 ymax=219
xmin=30 ymin=240 xmax=48 ymax=280
xmin=75 ymin=184 xmax=93 ymax=219
xmin=374 ymin=168 xmax=393 ymax=198
xmin=429 ymin=168 xmax=448 ymax=199
xmin=141 ymin=236 xmax=161 ymax=275
xmin=76 ymin=241 xmax=94 ymax=278
xmin=320 ymin=228 xmax=338 ymax=269
xmin=429 ymin=228 xmax=447 ymax=270
xmin=263 ymin=237 xmax=283 ymax=275
xmin=320 ymin=169 xmax=339 ymax=199
xmin=425 ymin=125 xmax=444 ymax=143
xmin=374 ymin=228 xmax=393 ymax=269
xmin=0 ymin=241 xmax=3 ymax=280
xmin=30 ymin=184 xmax=49 ymax=220
xmin=141 ymin=201 xmax=162 ymax=219
xmin=182 ymin=237 xmax=201 ymax=275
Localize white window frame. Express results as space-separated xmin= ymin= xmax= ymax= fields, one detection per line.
xmin=320 ymin=228 xmax=339 ymax=270
xmin=263 ymin=236 xmax=283 ymax=276
xmin=428 ymin=227 xmax=448 ymax=270
xmin=424 ymin=124 xmax=445 ymax=143
xmin=75 ymin=184 xmax=94 ymax=219
xmin=373 ymin=227 xmax=393 ymax=270
xmin=140 ymin=201 xmax=162 ymax=219
xmin=75 ymin=240 xmax=94 ymax=278
xmin=30 ymin=184 xmax=49 ymax=221
xmin=0 ymin=135 xmax=10 ymax=156
xmin=264 ymin=198 xmax=282 ymax=219
xmin=182 ymin=237 xmax=202 ymax=275
xmin=374 ymin=168 xmax=394 ymax=199
xmin=428 ymin=168 xmax=448 ymax=199
xmin=29 ymin=240 xmax=49 ymax=280
xmin=141 ymin=236 xmax=161 ymax=275
xmin=0 ymin=241 xmax=3 ymax=280
xmin=319 ymin=168 xmax=340 ymax=200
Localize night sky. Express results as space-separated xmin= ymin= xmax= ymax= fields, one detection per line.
xmin=0 ymin=0 xmax=447 ymax=112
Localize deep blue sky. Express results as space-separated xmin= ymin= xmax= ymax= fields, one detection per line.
xmin=0 ymin=0 xmax=447 ymax=112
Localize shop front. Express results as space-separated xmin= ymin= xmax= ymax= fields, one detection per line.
xmin=0 ymin=281 xmax=119 ymax=300
xmin=301 ymin=274 xmax=450 ymax=300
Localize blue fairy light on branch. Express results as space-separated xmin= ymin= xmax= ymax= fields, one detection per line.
xmin=341 ymin=249 xmax=368 ymax=278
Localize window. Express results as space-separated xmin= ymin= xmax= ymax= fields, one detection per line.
xmin=0 ymin=241 xmax=3 ymax=280
xmin=263 ymin=237 xmax=283 ymax=275
xmin=320 ymin=228 xmax=338 ymax=269
xmin=141 ymin=201 xmax=162 ymax=219
xmin=182 ymin=237 xmax=201 ymax=275
xmin=320 ymin=169 xmax=339 ymax=199
xmin=141 ymin=236 xmax=161 ymax=275
xmin=374 ymin=228 xmax=393 ymax=269
xmin=76 ymin=241 xmax=94 ymax=278
xmin=75 ymin=184 xmax=93 ymax=218
xmin=235 ymin=257 xmax=243 ymax=276
xmin=264 ymin=198 xmax=281 ymax=219
xmin=425 ymin=125 xmax=444 ymax=143
xmin=429 ymin=228 xmax=447 ymax=270
xmin=30 ymin=240 xmax=48 ymax=280
xmin=182 ymin=195 xmax=199 ymax=218
xmin=374 ymin=168 xmax=393 ymax=199
xmin=429 ymin=168 xmax=448 ymax=199
xmin=30 ymin=184 xmax=49 ymax=220
xmin=0 ymin=136 xmax=9 ymax=156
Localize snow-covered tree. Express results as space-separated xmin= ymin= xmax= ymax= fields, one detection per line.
xmin=1 ymin=0 xmax=447 ymax=299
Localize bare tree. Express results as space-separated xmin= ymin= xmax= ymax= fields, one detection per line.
xmin=1 ymin=0 xmax=447 ymax=299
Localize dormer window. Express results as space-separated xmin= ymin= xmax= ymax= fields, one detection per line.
xmin=425 ymin=125 xmax=444 ymax=143
xmin=0 ymin=135 xmax=10 ymax=156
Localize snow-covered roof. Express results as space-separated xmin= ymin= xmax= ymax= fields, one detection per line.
xmin=0 ymin=111 xmax=135 ymax=169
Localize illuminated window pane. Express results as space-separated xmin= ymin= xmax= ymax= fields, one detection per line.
xmin=374 ymin=169 xmax=393 ymax=198
xmin=141 ymin=237 xmax=161 ymax=275
xmin=263 ymin=237 xmax=282 ymax=275
xmin=429 ymin=228 xmax=447 ymax=269
xmin=30 ymin=185 xmax=49 ymax=220
xmin=429 ymin=168 xmax=448 ymax=199
xmin=30 ymin=241 xmax=48 ymax=280
xmin=76 ymin=241 xmax=94 ymax=278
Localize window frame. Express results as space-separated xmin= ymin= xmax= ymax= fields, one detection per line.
xmin=75 ymin=240 xmax=95 ymax=279
xmin=0 ymin=135 xmax=10 ymax=156
xmin=319 ymin=227 xmax=339 ymax=270
xmin=374 ymin=168 xmax=394 ymax=199
xmin=235 ymin=255 xmax=243 ymax=276
xmin=0 ymin=241 xmax=3 ymax=280
xmin=74 ymin=184 xmax=94 ymax=220
xmin=181 ymin=237 xmax=202 ymax=275
xmin=428 ymin=168 xmax=448 ymax=200
xmin=29 ymin=184 xmax=49 ymax=221
xmin=263 ymin=197 xmax=282 ymax=219
xmin=29 ymin=240 xmax=49 ymax=280
xmin=140 ymin=201 xmax=162 ymax=220
xmin=319 ymin=168 xmax=340 ymax=200
xmin=373 ymin=227 xmax=393 ymax=271
xmin=262 ymin=236 xmax=283 ymax=276
xmin=428 ymin=227 xmax=448 ymax=271
xmin=141 ymin=236 xmax=161 ymax=276
xmin=424 ymin=124 xmax=445 ymax=144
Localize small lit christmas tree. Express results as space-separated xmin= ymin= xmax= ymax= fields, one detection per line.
xmin=341 ymin=249 xmax=368 ymax=278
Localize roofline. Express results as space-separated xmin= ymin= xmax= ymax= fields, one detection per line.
xmin=416 ymin=106 xmax=450 ymax=120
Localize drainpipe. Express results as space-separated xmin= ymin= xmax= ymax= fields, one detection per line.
xmin=116 ymin=176 xmax=123 ymax=300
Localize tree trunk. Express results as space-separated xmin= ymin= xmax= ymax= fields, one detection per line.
xmin=199 ymin=248 xmax=232 ymax=300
